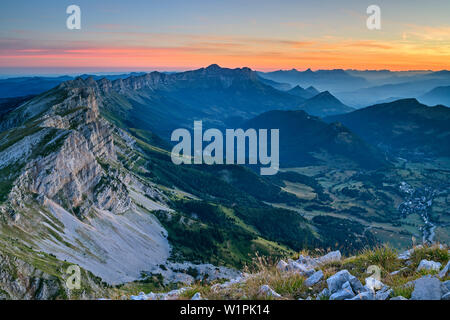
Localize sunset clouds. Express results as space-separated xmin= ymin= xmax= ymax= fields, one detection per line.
xmin=1 ymin=0 xmax=450 ymax=73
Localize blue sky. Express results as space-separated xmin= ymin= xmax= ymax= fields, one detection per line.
xmin=1 ymin=0 xmax=450 ymax=74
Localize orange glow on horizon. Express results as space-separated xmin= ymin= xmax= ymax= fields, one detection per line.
xmin=2 ymin=2 xmax=450 ymax=73
xmin=2 ymin=35 xmax=450 ymax=72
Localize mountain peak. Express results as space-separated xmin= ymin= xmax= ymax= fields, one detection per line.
xmin=206 ymin=64 xmax=222 ymax=71
xmin=299 ymin=90 xmax=354 ymax=117
xmin=287 ymin=85 xmax=316 ymax=99
xmin=377 ymin=98 xmax=421 ymax=109
xmin=398 ymin=98 xmax=420 ymax=103
xmin=202 ymin=64 xmax=255 ymax=77
xmin=306 ymin=86 xmax=320 ymax=95
xmin=311 ymin=91 xmax=342 ymax=103
xmin=318 ymin=90 xmax=333 ymax=97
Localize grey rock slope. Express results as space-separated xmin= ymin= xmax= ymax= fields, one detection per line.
xmin=0 ymin=79 xmax=174 ymax=294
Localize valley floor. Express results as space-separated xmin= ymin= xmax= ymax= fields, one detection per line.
xmin=272 ymin=157 xmax=450 ymax=250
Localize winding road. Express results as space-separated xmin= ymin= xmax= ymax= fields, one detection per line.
xmin=398 ymin=183 xmax=438 ymax=244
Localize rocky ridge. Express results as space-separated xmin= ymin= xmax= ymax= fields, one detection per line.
xmin=63 ymin=65 xmax=260 ymax=97
xmin=0 ymin=80 xmax=174 ymax=295
xmin=2 ymin=80 xmax=131 ymax=218
xmin=0 ymin=77 xmax=252 ymax=298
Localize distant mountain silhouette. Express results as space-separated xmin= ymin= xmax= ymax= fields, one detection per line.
xmin=259 ymin=69 xmax=368 ymax=92
xmin=298 ymin=91 xmax=354 ymax=117
xmin=336 ymin=72 xmax=450 ymax=107
xmin=306 ymin=86 xmax=320 ymax=96
xmin=243 ymin=110 xmax=386 ymax=169
xmin=419 ymin=86 xmax=450 ymax=107
xmin=258 ymin=76 xmax=292 ymax=91
xmin=287 ymin=85 xmax=316 ymax=99
xmin=325 ymin=98 xmax=450 ymax=158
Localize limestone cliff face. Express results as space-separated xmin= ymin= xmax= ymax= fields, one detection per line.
xmin=9 ymin=82 xmax=131 ymax=216
xmin=76 ymin=65 xmax=259 ymax=96
xmin=0 ymin=77 xmax=173 ymax=299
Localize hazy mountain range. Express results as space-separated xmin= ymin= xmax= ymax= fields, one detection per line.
xmin=258 ymin=69 xmax=369 ymax=92
xmin=259 ymin=68 xmax=450 ymax=108
xmin=419 ymin=86 xmax=450 ymax=107
xmin=2 ymin=67 xmax=450 ymax=109
xmin=287 ymin=85 xmax=319 ymax=99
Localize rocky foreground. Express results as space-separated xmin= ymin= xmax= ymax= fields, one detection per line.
xmin=125 ymin=244 xmax=449 ymax=301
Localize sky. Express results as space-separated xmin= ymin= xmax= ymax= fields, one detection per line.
xmin=1 ymin=0 xmax=450 ymax=75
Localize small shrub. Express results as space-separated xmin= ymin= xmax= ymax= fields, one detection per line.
xmin=410 ymin=245 xmax=448 ymax=270
xmin=362 ymin=245 xmax=401 ymax=272
xmin=392 ymin=283 xmax=414 ymax=299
